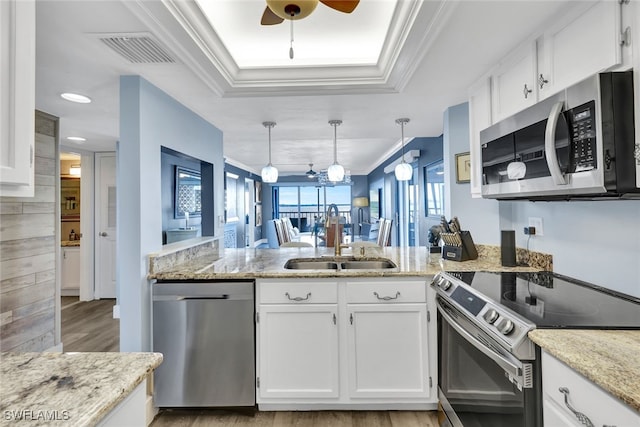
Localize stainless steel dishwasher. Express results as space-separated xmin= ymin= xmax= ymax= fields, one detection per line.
xmin=152 ymin=281 xmax=255 ymax=407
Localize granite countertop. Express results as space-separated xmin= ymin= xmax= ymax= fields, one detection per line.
xmin=61 ymin=240 xmax=80 ymax=247
xmin=529 ymin=329 xmax=640 ymax=412
xmin=0 ymin=352 xmax=163 ymax=426
xmin=148 ymin=245 xmax=545 ymax=281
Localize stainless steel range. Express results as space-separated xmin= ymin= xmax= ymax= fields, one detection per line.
xmin=431 ymin=271 xmax=640 ymax=427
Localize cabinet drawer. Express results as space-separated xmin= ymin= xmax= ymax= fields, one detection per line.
xmin=259 ymin=280 xmax=337 ymax=304
xmin=542 ymin=351 xmax=639 ymax=427
xmin=346 ymin=280 xmax=426 ymax=303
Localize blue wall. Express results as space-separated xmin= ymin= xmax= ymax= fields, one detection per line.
xmin=118 ymin=76 xmax=224 ymax=351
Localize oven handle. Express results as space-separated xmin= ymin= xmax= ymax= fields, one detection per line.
xmin=544 ymin=101 xmax=567 ymax=185
xmin=437 ymin=301 xmax=523 ymax=382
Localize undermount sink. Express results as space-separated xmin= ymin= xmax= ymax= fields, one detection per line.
xmin=284 ymin=257 xmax=397 ymax=271
xmin=340 ymin=259 xmax=397 ymax=270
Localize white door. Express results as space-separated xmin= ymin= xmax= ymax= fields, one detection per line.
xmin=347 ymin=303 xmax=430 ymax=399
xmin=95 ymin=153 xmax=116 ymax=299
xmin=258 ymin=304 xmax=340 ymax=399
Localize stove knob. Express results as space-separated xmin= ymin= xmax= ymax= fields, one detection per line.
xmin=495 ymin=318 xmax=515 ymax=335
xmin=483 ymin=309 xmax=499 ymax=324
xmin=439 ymin=279 xmax=452 ymax=291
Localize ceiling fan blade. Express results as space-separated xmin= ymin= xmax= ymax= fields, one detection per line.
xmin=319 ymin=0 xmax=359 ymax=13
xmin=261 ymin=6 xmax=284 ymax=25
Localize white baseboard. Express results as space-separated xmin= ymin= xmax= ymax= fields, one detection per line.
xmin=113 ymin=304 xmax=120 ymax=319
xmin=61 ymin=289 xmax=80 ymax=296
xmin=257 ymin=402 xmax=437 ymax=411
xmin=253 ymin=239 xmax=267 ymax=248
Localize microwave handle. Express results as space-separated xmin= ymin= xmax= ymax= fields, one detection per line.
xmin=544 ymin=101 xmax=567 ymax=185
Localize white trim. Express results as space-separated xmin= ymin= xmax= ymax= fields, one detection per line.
xmin=113 ymin=304 xmax=120 ymax=319
xmin=257 ymin=402 xmax=436 ymax=411
xmin=45 ymin=343 xmax=64 ymax=353
xmin=145 ymin=395 xmax=158 ymax=426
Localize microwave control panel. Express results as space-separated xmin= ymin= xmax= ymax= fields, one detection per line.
xmin=567 ymin=101 xmax=597 ymax=173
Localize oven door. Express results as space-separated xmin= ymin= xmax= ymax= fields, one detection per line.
xmin=437 ymin=297 xmax=540 ymax=427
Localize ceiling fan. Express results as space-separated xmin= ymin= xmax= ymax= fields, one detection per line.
xmin=261 ymin=0 xmax=360 ymax=25
xmin=306 ymin=163 xmax=318 ymax=179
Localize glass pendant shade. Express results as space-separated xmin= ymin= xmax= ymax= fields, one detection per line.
xmin=395 ymin=162 xmax=413 ymax=181
xmin=262 ymin=121 xmax=278 ymax=183
xmin=261 ymin=164 xmax=279 ymax=183
xmin=394 ymin=117 xmax=412 ymax=181
xmin=327 ymin=163 xmax=345 ymax=182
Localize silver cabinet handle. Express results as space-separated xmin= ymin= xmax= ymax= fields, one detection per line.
xmin=285 ymin=292 xmax=310 ymax=301
xmin=99 ymin=232 xmax=108 ymax=237
xmin=538 ymin=73 xmax=549 ymax=89
xmin=523 ymin=84 xmax=533 ymax=98
xmin=374 ymin=291 xmax=400 ymax=301
xmin=558 ymin=387 xmax=595 ymax=427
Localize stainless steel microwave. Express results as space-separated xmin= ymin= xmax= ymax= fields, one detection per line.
xmin=480 ymin=71 xmax=638 ymax=200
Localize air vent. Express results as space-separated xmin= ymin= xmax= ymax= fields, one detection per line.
xmin=98 ymin=33 xmax=175 ymax=64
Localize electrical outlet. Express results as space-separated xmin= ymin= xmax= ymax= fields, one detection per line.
xmin=528 ymin=217 xmax=543 ymax=236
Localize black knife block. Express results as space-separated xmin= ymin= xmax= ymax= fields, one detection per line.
xmin=442 ymin=231 xmax=478 ymax=262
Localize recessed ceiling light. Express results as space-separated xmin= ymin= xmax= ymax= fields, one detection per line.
xmin=66 ymin=136 xmax=86 ymax=142
xmin=60 ymin=92 xmax=92 ymax=104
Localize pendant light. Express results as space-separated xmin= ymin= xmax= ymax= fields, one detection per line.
xmin=261 ymin=121 xmax=279 ymax=183
xmin=394 ymin=118 xmax=413 ymax=181
xmin=327 ymin=120 xmax=345 ymax=182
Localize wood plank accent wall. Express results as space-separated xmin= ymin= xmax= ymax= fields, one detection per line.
xmin=0 ymin=111 xmax=58 ymax=351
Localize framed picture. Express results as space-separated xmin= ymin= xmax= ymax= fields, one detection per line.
xmin=255 ymin=181 xmax=262 ymax=204
xmin=255 ymin=204 xmax=262 ymax=227
xmin=455 ymin=152 xmax=471 ymax=184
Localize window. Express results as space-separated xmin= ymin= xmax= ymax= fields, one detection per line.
xmin=425 ymin=161 xmax=445 ymax=216
xmin=275 ymin=184 xmax=352 ymax=231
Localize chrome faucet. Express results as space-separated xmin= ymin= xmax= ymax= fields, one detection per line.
xmin=325 ymin=204 xmax=344 ymax=256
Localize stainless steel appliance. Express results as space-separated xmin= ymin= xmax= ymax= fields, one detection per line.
xmin=432 ymin=271 xmax=640 ymax=427
xmin=152 ymin=281 xmax=255 ymax=407
xmin=480 ymin=71 xmax=638 ymax=200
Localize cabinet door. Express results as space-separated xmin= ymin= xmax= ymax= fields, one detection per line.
xmin=540 ymin=1 xmax=621 ymax=99
xmin=0 ymin=0 xmax=35 ymax=197
xmin=543 ymin=396 xmax=581 ymax=427
xmin=347 ymin=303 xmax=430 ymax=399
xmin=491 ymin=41 xmax=537 ymax=122
xmin=61 ymin=247 xmax=80 ymax=290
xmin=468 ymin=76 xmax=492 ymax=198
xmin=258 ymin=304 xmax=339 ymax=399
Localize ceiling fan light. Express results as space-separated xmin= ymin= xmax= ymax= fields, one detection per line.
xmin=261 ymin=164 xmax=279 ymax=183
xmin=327 ymin=163 xmax=345 ymax=182
xmin=266 ymin=0 xmax=319 ymax=20
xmin=395 ymin=162 xmax=413 ymax=181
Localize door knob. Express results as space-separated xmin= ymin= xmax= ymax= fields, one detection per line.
xmin=99 ymin=232 xmax=108 ymax=237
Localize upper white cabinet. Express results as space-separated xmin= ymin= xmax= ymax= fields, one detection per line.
xmin=542 ymin=351 xmax=640 ymax=427
xmin=491 ymin=41 xmax=538 ymax=122
xmin=468 ymin=76 xmax=492 ymax=198
xmin=539 ymin=0 xmax=624 ymax=98
xmin=0 ymin=0 xmax=35 ymax=198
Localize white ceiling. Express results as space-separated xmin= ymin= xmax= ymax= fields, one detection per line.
xmin=36 ymin=0 xmax=579 ymax=176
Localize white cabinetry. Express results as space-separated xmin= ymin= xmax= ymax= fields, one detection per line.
xmin=61 ymin=246 xmax=80 ymax=295
xmin=539 ymin=0 xmax=624 ymax=99
xmin=256 ymin=277 xmax=436 ymax=409
xmin=491 ymin=41 xmax=538 ymax=122
xmin=468 ymin=76 xmax=492 ymax=198
xmin=542 ymin=351 xmax=640 ymax=427
xmin=0 ymin=0 xmax=35 ymax=198
xmin=257 ymin=280 xmax=339 ymax=399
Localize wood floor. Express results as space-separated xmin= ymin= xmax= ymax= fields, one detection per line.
xmin=151 ymin=409 xmax=439 ymax=427
xmin=61 ymin=297 xmax=439 ymax=426
xmin=61 ymin=296 xmax=119 ymax=352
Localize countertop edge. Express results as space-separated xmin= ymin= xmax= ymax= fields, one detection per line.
xmin=529 ymin=329 xmax=640 ymax=412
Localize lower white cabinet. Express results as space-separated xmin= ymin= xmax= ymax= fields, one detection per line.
xmin=256 ymin=277 xmax=436 ymax=409
xmin=258 ymin=304 xmax=339 ymax=399
xmin=542 ymin=350 xmax=639 ymax=427
xmin=61 ymin=246 xmax=80 ymax=294
xmin=347 ymin=303 xmax=429 ymax=399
